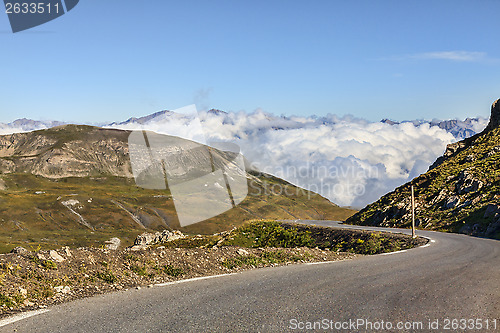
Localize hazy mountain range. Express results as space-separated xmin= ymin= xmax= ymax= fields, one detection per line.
xmin=0 ymin=111 xmax=488 ymax=140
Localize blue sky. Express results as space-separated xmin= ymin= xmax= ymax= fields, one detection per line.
xmin=0 ymin=0 xmax=499 ymax=123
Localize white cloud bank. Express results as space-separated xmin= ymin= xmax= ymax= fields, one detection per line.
xmin=108 ymin=110 xmax=488 ymax=208
xmin=0 ymin=110 xmax=487 ymax=208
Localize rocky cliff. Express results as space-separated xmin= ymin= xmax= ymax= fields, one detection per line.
xmin=0 ymin=125 xmax=132 ymax=178
xmin=347 ymin=98 xmax=500 ymax=239
xmin=0 ymin=124 xmax=242 ymax=180
xmin=485 ymin=98 xmax=500 ymax=131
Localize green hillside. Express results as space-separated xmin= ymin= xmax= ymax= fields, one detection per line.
xmin=0 ymin=125 xmax=355 ymax=252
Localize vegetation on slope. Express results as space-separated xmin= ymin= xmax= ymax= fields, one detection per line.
xmin=0 ymin=171 xmax=355 ymax=253
xmin=164 ymin=220 xmax=426 ymax=255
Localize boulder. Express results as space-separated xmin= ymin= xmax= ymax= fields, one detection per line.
xmin=104 ymin=237 xmax=121 ymax=250
xmin=54 ymin=286 xmax=71 ymax=294
xmin=49 ymin=250 xmax=65 ymax=263
xmin=11 ymin=246 xmax=28 ymax=254
xmin=134 ymin=233 xmax=157 ymax=246
xmin=134 ymin=230 xmax=185 ymax=247
xmin=456 ymin=171 xmax=483 ymax=195
xmin=237 ymin=249 xmax=249 ymax=256
xmin=18 ymin=287 xmax=27 ymax=297
xmin=23 ymin=300 xmax=35 ymax=307
xmin=444 ymin=196 xmax=460 ymax=209
xmin=484 ymin=204 xmax=500 ymax=219
xmin=61 ymin=246 xmax=72 ymax=257
xmin=61 ymin=199 xmax=79 ymax=206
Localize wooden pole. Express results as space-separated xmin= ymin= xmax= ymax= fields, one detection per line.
xmin=411 ymin=185 xmax=416 ymax=238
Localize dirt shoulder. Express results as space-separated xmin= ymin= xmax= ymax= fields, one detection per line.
xmin=0 ymin=245 xmax=358 ymax=318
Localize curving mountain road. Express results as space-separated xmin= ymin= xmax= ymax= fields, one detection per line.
xmin=2 ymin=221 xmax=499 ymax=332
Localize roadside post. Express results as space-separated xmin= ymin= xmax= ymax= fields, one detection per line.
xmin=411 ymin=185 xmax=416 ymax=238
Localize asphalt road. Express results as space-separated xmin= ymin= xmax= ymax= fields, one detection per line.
xmin=2 ymin=222 xmax=499 ymax=332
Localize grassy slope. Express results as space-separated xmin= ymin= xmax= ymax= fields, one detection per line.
xmin=0 ymin=172 xmax=356 ymax=253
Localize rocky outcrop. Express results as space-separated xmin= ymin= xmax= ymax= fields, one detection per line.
xmin=130 ymin=230 xmax=186 ymax=250
xmin=455 ymin=170 xmax=483 ymax=195
xmin=484 ymin=98 xmax=500 ymax=132
xmin=428 ymin=141 xmax=468 ymax=170
xmin=444 ymin=196 xmax=461 ymax=209
xmin=11 ymin=246 xmax=28 ymax=254
xmin=134 ymin=230 xmax=185 ymax=245
xmin=0 ymin=125 xmax=133 ymax=178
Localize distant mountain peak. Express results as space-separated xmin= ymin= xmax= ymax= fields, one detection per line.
xmin=380 ymin=119 xmax=399 ymax=125
xmin=6 ymin=118 xmax=66 ymax=131
xmin=112 ymin=110 xmax=175 ymax=126
xmin=379 ymin=117 xmax=487 ymax=140
xmin=207 ymin=109 xmax=228 ymax=115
